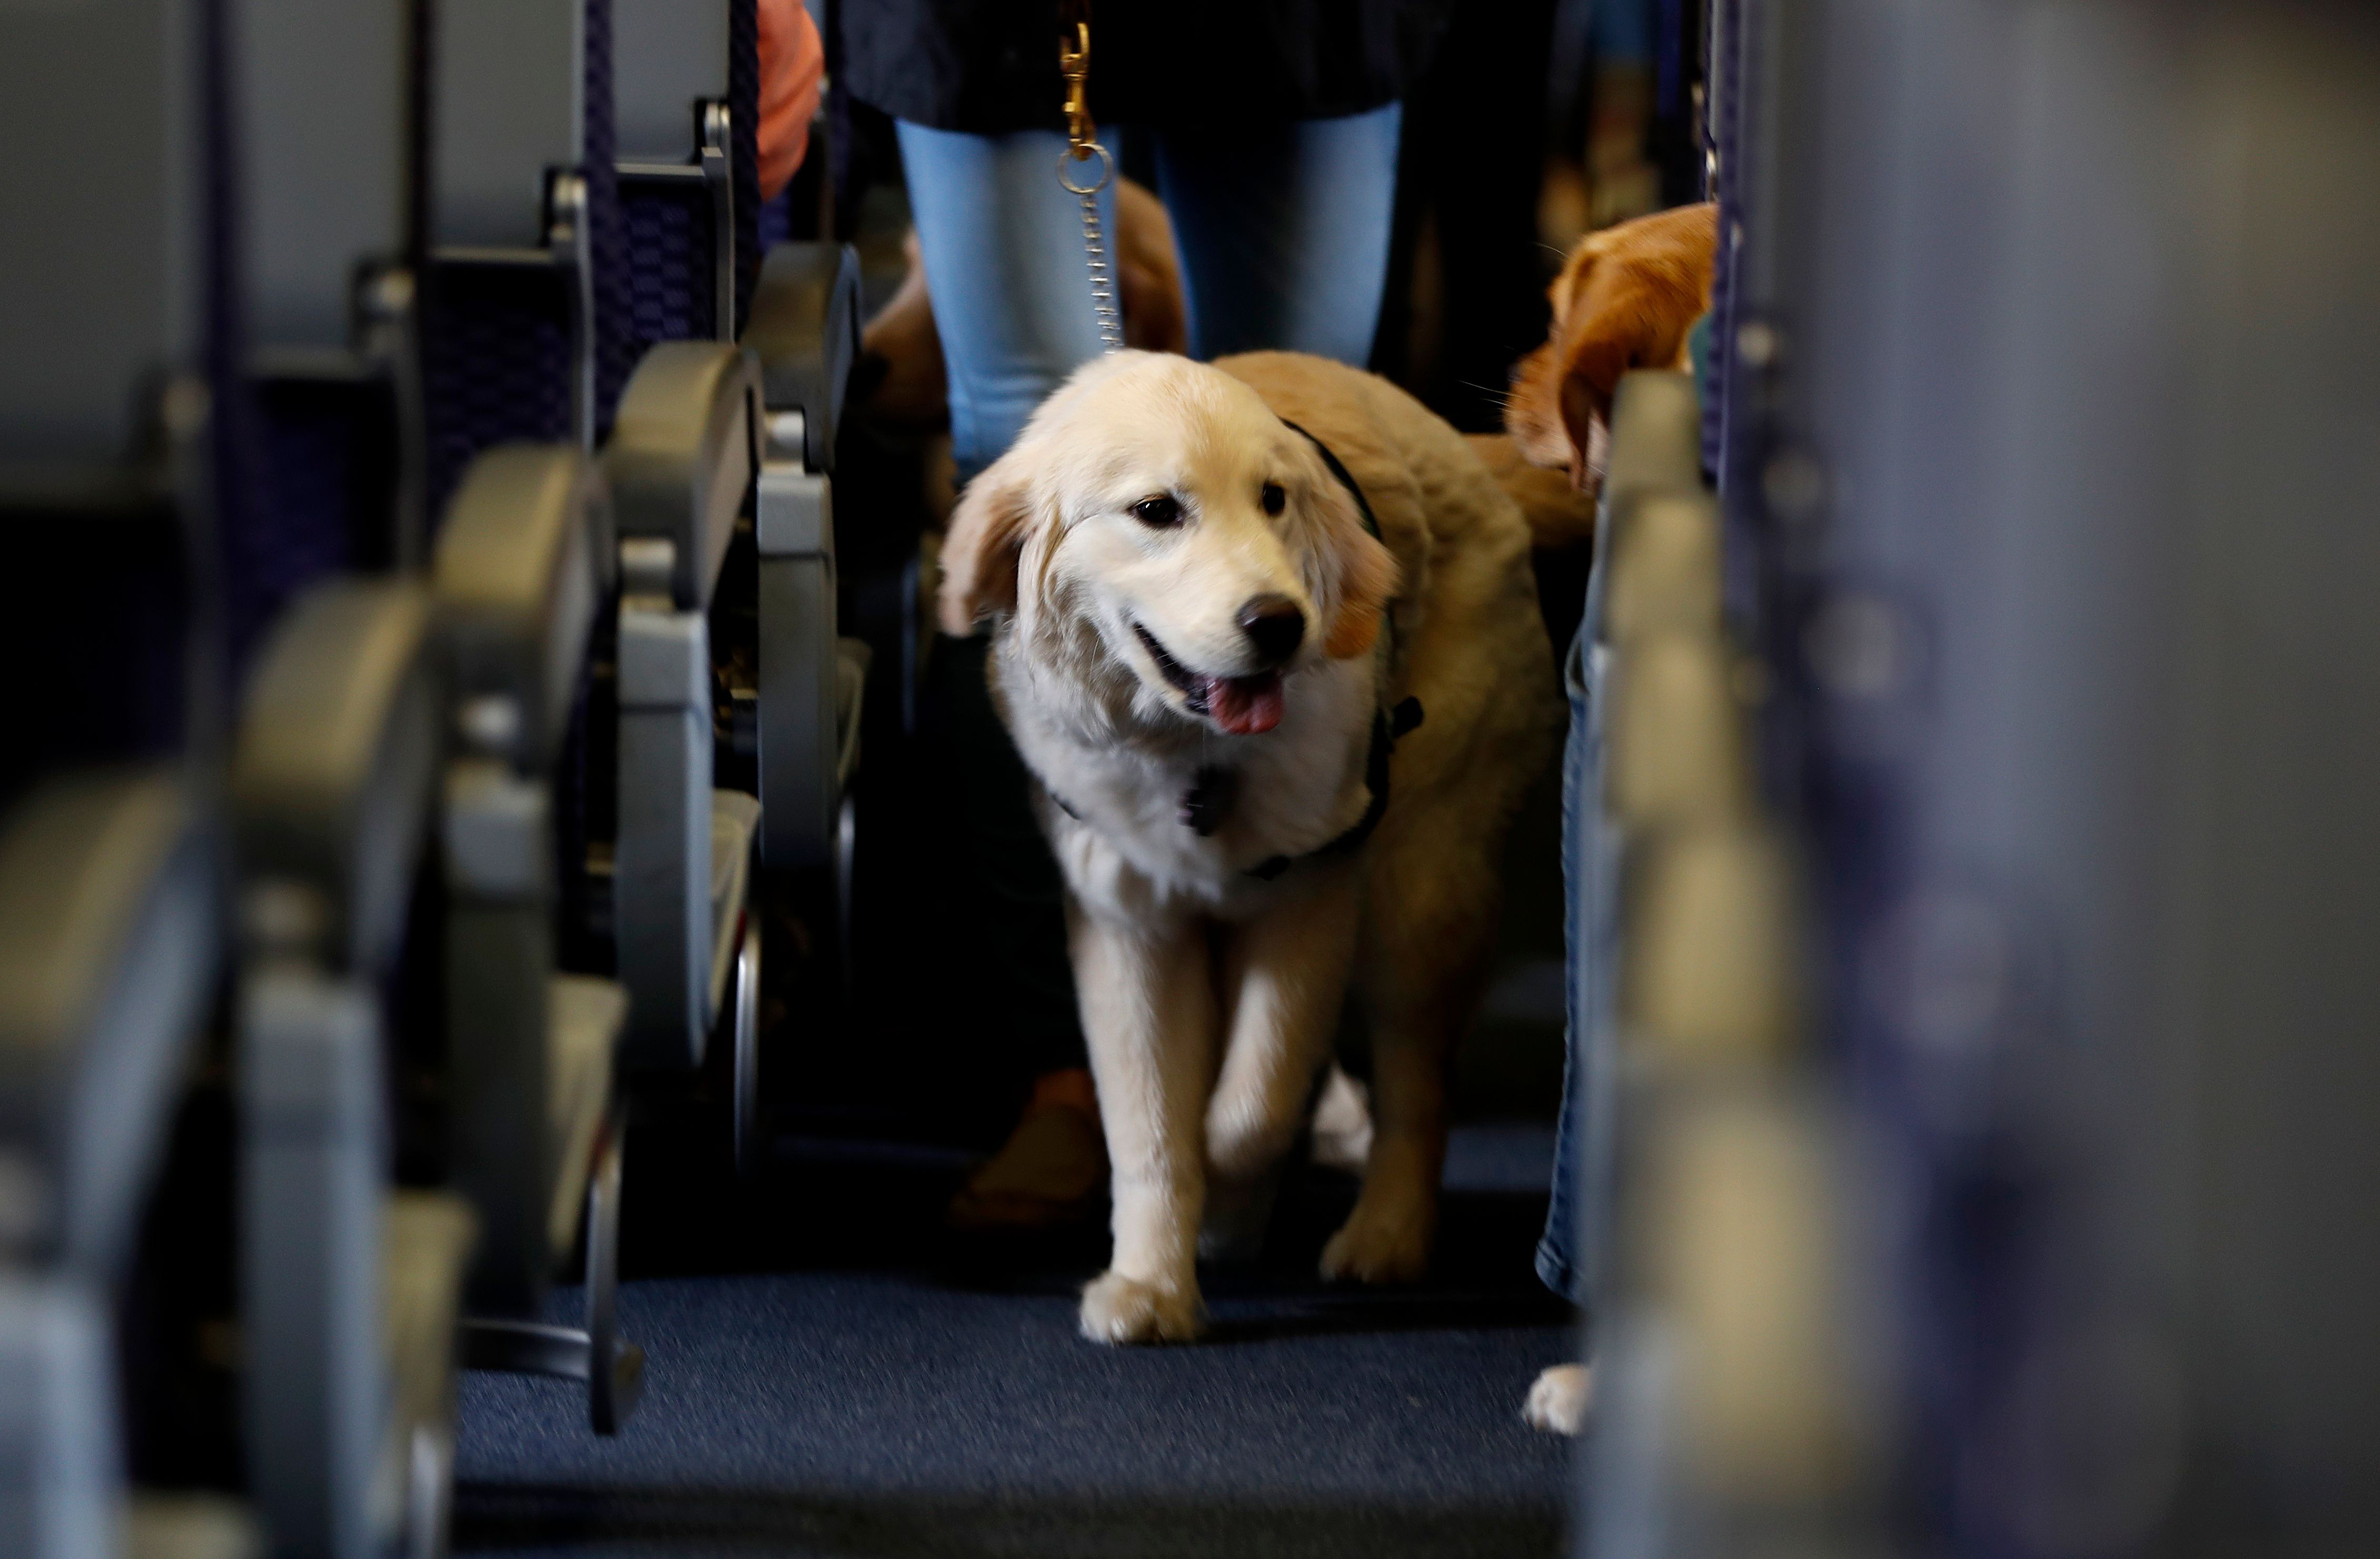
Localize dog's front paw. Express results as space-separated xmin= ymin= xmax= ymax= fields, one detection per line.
xmin=1522 ymin=1364 xmax=1594 ymax=1435
xmin=1318 ymin=1194 xmax=1432 ymax=1284
xmin=1078 ymin=1271 xmax=1204 ymax=1345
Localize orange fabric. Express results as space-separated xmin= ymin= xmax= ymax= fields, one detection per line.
xmin=757 ymin=0 xmax=823 ymax=201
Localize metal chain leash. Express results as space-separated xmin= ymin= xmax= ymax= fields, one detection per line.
xmin=1058 ymin=17 xmax=1123 ymax=353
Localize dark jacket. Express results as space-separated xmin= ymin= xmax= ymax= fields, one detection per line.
xmin=840 ymin=1 xmax=1454 ymax=133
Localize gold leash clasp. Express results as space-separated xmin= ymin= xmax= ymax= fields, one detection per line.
xmin=1060 ymin=21 xmax=1095 ymax=159
xmin=1057 ymin=11 xmax=1121 ymax=350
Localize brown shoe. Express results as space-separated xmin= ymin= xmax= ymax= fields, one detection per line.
xmin=947 ymin=1075 xmax=1110 ymax=1232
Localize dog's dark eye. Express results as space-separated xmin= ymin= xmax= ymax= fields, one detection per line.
xmin=1260 ymin=482 xmax=1286 ymax=516
xmin=1131 ymin=495 xmax=1182 ymax=528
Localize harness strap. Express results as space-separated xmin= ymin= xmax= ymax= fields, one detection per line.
xmin=1246 ymin=695 xmax=1422 ymax=880
xmin=1278 ymin=418 xmax=1385 ymax=543
xmin=1242 ymin=419 xmax=1420 ymax=878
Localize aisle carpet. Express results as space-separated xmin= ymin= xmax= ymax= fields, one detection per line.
xmin=453 ymin=1126 xmax=1578 ymax=1559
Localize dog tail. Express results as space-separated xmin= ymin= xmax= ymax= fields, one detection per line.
xmin=1466 ymin=433 xmax=1599 ymax=550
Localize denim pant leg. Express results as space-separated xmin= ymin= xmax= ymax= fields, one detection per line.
xmin=899 ymin=122 xmax=1121 ymax=1078
xmin=1151 ymin=104 xmax=1403 ymax=367
xmin=1539 ymin=539 xmax=1620 ymax=1327
xmin=1589 ymin=0 xmax=1659 ymax=64
xmin=894 ymin=120 xmax=1119 ymax=478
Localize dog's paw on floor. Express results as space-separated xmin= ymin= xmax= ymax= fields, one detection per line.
xmin=1079 ymin=1271 xmax=1205 ymax=1345
xmin=1522 ymin=1364 xmax=1594 ymax=1435
xmin=1317 ymin=1197 xmax=1432 ymax=1284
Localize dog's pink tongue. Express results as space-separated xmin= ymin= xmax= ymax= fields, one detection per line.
xmin=1206 ymin=673 xmax=1285 ymax=735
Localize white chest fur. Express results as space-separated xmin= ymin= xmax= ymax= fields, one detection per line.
xmin=992 ymin=641 xmax=1379 ymax=924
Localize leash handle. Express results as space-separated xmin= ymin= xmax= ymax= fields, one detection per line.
xmin=1057 ymin=10 xmax=1123 ymax=353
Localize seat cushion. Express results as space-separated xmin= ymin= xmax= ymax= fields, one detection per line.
xmin=833 ymin=637 xmax=871 ymax=791
xmin=126 ymin=1494 xmax=260 ymax=1559
xmin=706 ymin=790 xmax=761 ymax=1022
xmin=546 ymin=975 xmax=626 ymax=1258
xmin=383 ymin=1191 xmax=476 ymax=1457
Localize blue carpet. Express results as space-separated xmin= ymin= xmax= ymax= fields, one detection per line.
xmin=453 ymin=1129 xmax=1578 ymax=1558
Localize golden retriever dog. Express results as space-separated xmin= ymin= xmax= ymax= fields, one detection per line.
xmin=938 ymin=349 xmax=1560 ymax=1342
xmin=1504 ymin=199 xmax=1719 ymax=1434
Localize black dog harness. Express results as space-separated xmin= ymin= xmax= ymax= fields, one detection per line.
xmin=1042 ymin=420 xmax=1424 ymax=880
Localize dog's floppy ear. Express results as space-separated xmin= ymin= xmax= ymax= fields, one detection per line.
xmin=937 ymin=465 xmax=1033 ymax=635
xmin=1304 ymin=462 xmax=1399 ymax=660
xmin=1552 ymin=203 xmax=1719 ymax=487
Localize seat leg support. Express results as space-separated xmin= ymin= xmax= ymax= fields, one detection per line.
xmin=456 ymin=1111 xmax=642 ymax=1435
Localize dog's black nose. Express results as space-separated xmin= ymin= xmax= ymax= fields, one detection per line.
xmin=1237 ymin=594 xmax=1305 ymax=667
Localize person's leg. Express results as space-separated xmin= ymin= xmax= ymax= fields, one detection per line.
xmin=1585 ymin=0 xmax=1663 ymax=226
xmin=1152 ymin=105 xmax=1403 ymax=367
xmin=1537 ymin=615 xmax=1613 ymax=1311
xmin=897 ymin=122 xmax=1118 ymax=1224
xmin=895 ymin=120 xmax=1118 ymax=479
xmin=1529 ymin=501 xmax=1619 ymax=1433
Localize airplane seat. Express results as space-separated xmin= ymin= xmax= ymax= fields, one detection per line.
xmin=614 ymin=0 xmax=741 ymax=350
xmin=604 ymin=342 xmax=764 ymax=1078
xmin=0 ymin=777 xmax=236 ymax=1559
xmin=235 ymin=9 xmax=486 ymax=1540
xmin=741 ymin=240 xmax=870 ymax=916
xmin=230 ymin=8 xmax=646 ymax=1554
xmin=601 ymin=0 xmax=881 ymax=1155
xmin=1 ymin=0 xmax=265 ymax=1551
xmin=589 ymin=0 xmax=880 ymax=1125
xmin=424 ymin=0 xmax=631 ymax=497
xmin=434 ymin=447 xmax=644 ymax=1434
xmin=431 ymin=0 xmax=767 ymax=1122
xmin=228 ymin=580 xmax=475 ymax=1559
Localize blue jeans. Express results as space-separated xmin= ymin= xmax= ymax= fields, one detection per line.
xmin=1537 ymin=498 xmax=1620 ymax=1321
xmin=896 ymin=107 xmax=1403 ymax=479
xmin=1592 ymin=0 xmax=1657 ymax=63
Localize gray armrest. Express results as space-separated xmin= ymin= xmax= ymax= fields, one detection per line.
xmin=743 ymin=242 xmax=861 ymax=473
xmin=746 ymin=244 xmax=861 ymax=868
xmin=233 ymin=578 xmax=442 ymax=1559
xmin=1605 ymin=491 xmax=1723 ymax=645
xmin=0 ymin=770 xmax=217 ymax=1276
xmin=231 ymin=578 xmax=439 ymax=978
xmin=0 ymin=1273 xmax=121 ymax=1557
xmin=1604 ymin=371 xmax=1705 ymax=510
xmin=606 ymin=341 xmax=761 ymax=609
xmin=435 ymin=444 xmax=612 ymax=770
xmin=435 ymin=445 xmax=618 ymax=1314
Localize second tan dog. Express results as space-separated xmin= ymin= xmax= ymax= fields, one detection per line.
xmin=939 ymin=350 xmax=1560 ymax=1342
xmin=1506 ymin=200 xmax=1719 ymax=495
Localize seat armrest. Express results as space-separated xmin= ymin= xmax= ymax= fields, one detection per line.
xmin=0 ymin=771 xmax=216 ymax=1274
xmin=1603 ymin=371 xmax=1705 ymax=509
xmin=605 ymin=342 xmax=760 ymax=609
xmin=743 ymin=243 xmax=860 ymax=472
xmin=435 ymin=445 xmax=612 ymax=771
xmin=231 ymin=578 xmax=439 ymax=977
